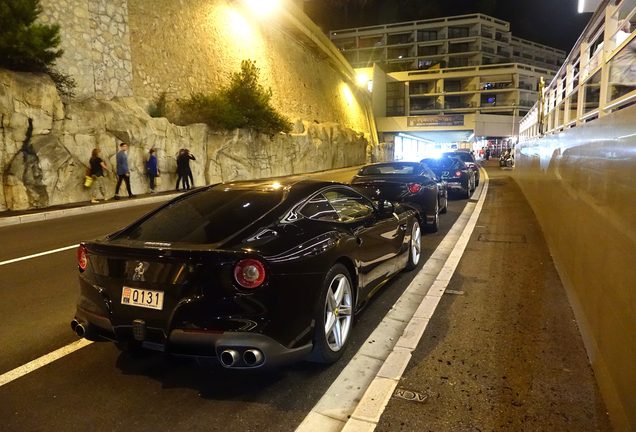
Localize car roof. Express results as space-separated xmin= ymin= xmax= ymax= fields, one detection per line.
xmin=208 ymin=177 xmax=351 ymax=202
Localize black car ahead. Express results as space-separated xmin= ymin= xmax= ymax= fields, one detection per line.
xmin=442 ymin=150 xmax=480 ymax=186
xmin=72 ymin=179 xmax=420 ymax=369
xmin=421 ymin=156 xmax=475 ymax=199
xmin=350 ymin=162 xmax=447 ymax=233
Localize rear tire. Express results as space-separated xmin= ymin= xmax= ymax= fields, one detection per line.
xmin=404 ymin=220 xmax=421 ymax=271
xmin=309 ymin=264 xmax=354 ymax=364
xmin=424 ymin=202 xmax=439 ymax=233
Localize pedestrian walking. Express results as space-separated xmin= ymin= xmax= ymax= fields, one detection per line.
xmin=114 ymin=142 xmax=134 ymax=199
xmin=146 ymin=148 xmax=160 ymax=193
xmin=176 ymin=148 xmax=196 ymax=190
xmin=89 ymin=148 xmax=110 ymax=203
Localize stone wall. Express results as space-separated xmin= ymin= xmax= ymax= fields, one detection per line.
xmin=127 ymin=0 xmax=371 ymax=135
xmin=38 ymin=0 xmax=372 ymax=140
xmin=39 ymin=0 xmax=133 ymax=99
xmin=0 ymin=69 xmax=367 ymax=211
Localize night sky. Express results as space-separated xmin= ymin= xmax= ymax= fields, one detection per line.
xmin=304 ymin=0 xmax=591 ymax=52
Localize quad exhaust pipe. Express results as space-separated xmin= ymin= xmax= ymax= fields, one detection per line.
xmin=243 ymin=349 xmax=263 ymax=366
xmin=219 ymin=349 xmax=240 ymax=367
xmin=71 ymin=319 xmax=90 ymax=338
xmin=219 ymin=348 xmax=264 ymax=368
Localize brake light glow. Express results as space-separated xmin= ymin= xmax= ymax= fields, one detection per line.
xmin=407 ymin=183 xmax=422 ymax=194
xmin=77 ymin=245 xmax=88 ymax=271
xmin=234 ymin=259 xmax=266 ymax=289
xmin=454 ymin=170 xmax=462 ymax=177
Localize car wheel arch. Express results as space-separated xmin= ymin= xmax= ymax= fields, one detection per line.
xmin=334 ymin=257 xmax=359 ymax=304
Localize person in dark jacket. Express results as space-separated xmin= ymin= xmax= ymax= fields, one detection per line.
xmin=176 ymin=148 xmax=196 ymax=190
xmin=89 ymin=148 xmax=111 ymax=203
xmin=146 ymin=148 xmax=159 ymax=193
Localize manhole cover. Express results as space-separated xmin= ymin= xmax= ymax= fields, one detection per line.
xmin=478 ymin=233 xmax=527 ymax=243
xmin=393 ymin=388 xmax=429 ymax=403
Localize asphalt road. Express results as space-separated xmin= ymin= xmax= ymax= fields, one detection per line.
xmin=0 ymin=168 xmax=469 ymax=432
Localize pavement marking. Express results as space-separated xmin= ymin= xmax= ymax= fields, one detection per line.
xmin=0 ymin=244 xmax=79 ymax=267
xmin=0 ymin=339 xmax=93 ymax=387
xmin=296 ymin=168 xmax=489 ymax=432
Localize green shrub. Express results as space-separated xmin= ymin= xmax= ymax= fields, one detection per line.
xmin=179 ymin=60 xmax=292 ymax=136
xmin=0 ymin=0 xmax=75 ymax=96
xmin=148 ymin=92 xmax=168 ymax=118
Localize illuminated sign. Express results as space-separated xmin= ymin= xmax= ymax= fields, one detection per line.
xmin=407 ymin=115 xmax=464 ymax=127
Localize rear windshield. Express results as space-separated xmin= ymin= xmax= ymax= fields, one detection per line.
xmin=444 ymin=152 xmax=474 ymax=163
xmin=359 ymin=163 xmax=421 ymax=176
xmin=421 ymin=157 xmax=456 ymax=170
xmin=120 ymin=188 xmax=284 ymax=244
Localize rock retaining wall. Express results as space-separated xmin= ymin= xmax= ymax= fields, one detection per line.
xmin=0 ymin=69 xmax=368 ymax=211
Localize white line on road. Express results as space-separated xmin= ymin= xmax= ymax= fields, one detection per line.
xmin=0 ymin=244 xmax=79 ymax=267
xmin=0 ymin=339 xmax=93 ymax=387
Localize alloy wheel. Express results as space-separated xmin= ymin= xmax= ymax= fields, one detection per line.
xmin=411 ymin=222 xmax=421 ymax=265
xmin=324 ymin=274 xmax=353 ymax=351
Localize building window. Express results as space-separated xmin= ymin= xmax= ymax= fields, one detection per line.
xmin=386 ymin=82 xmax=405 ymax=116
xmin=417 ymin=30 xmax=438 ymax=41
xmin=387 ymin=33 xmax=412 ymax=45
xmin=448 ymin=27 xmax=469 ymax=39
xmin=418 ymin=45 xmax=440 ymax=56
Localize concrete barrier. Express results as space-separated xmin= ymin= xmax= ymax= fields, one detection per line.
xmin=514 ymin=104 xmax=636 ymax=431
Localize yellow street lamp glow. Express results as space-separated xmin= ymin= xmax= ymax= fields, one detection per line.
xmin=243 ymin=0 xmax=280 ymax=16
xmin=355 ymin=72 xmax=369 ymax=87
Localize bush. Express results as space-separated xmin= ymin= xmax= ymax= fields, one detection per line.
xmin=0 ymin=0 xmax=75 ymax=96
xmin=148 ymin=92 xmax=168 ymax=118
xmin=179 ymin=60 xmax=292 ymax=136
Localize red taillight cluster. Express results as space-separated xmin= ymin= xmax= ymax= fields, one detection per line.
xmin=234 ymin=259 xmax=266 ymax=289
xmin=407 ymin=183 xmax=422 ymax=194
xmin=454 ymin=170 xmax=462 ymax=177
xmin=77 ymin=245 xmax=88 ymax=271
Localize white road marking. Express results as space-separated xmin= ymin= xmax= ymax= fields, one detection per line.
xmin=297 ymin=169 xmax=490 ymax=432
xmin=0 ymin=339 xmax=93 ymax=387
xmin=0 ymin=244 xmax=78 ymax=267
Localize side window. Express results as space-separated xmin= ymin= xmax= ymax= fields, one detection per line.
xmin=421 ymin=165 xmax=436 ymax=180
xmin=323 ymin=189 xmax=374 ymax=223
xmin=299 ymin=193 xmax=339 ymax=221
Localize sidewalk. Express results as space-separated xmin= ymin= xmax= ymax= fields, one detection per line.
xmin=375 ymin=161 xmax=612 ymax=431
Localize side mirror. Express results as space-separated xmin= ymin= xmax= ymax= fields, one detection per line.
xmin=375 ymin=200 xmax=395 ymax=216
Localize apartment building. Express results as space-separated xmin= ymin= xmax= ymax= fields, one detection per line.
xmin=330 ymin=14 xmax=566 ymax=157
xmin=330 ymin=14 xmax=564 ymax=72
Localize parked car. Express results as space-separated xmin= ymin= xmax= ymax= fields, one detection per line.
xmin=442 ymin=150 xmax=480 ymax=186
xmin=421 ymin=156 xmax=475 ymax=199
xmin=350 ymin=161 xmax=447 ymax=233
xmin=72 ymin=179 xmax=421 ymax=369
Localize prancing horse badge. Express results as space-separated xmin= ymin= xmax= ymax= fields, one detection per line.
xmin=132 ymin=261 xmax=149 ymax=281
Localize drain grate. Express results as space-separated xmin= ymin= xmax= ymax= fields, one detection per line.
xmin=393 ymin=388 xmax=429 ymax=403
xmin=478 ymin=233 xmax=527 ymax=243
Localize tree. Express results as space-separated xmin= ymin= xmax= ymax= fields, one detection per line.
xmin=0 ymin=0 xmax=63 ymax=72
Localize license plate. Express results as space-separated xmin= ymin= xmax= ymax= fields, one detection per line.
xmin=442 ymin=171 xmax=450 ymax=176
xmin=121 ymin=286 xmax=164 ymax=310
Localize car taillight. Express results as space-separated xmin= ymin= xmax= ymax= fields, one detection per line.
xmin=454 ymin=170 xmax=462 ymax=177
xmin=234 ymin=259 xmax=266 ymax=289
xmin=407 ymin=183 xmax=422 ymax=194
xmin=77 ymin=245 xmax=88 ymax=272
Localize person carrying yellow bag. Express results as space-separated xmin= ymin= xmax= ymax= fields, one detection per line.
xmin=89 ymin=148 xmax=111 ymax=203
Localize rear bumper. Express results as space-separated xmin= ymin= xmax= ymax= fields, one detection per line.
xmin=444 ymin=181 xmax=467 ymax=190
xmin=73 ymin=305 xmax=314 ymax=369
